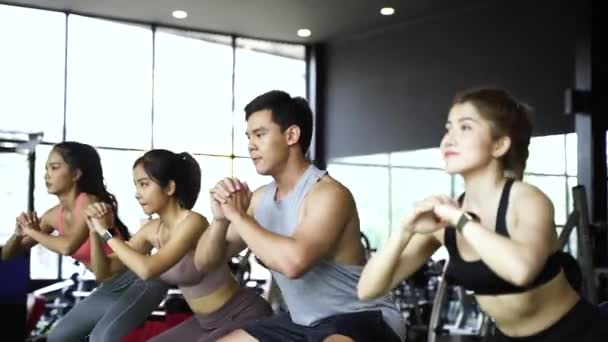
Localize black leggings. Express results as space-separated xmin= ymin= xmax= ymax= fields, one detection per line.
xmin=490 ymin=299 xmax=608 ymax=342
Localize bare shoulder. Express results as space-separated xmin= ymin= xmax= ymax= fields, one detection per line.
xmin=184 ymin=211 xmax=210 ymax=229
xmin=137 ymin=218 xmax=161 ymax=240
xmin=39 ymin=204 xmax=60 ymax=228
xmin=509 ymin=181 xmax=555 ymax=232
xmin=248 ymin=183 xmax=271 ymax=214
xmin=510 ymin=180 xmax=554 ymax=212
xmin=307 ymin=175 xmax=355 ymax=209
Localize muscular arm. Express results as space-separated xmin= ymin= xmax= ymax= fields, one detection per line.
xmin=230 ymin=180 xmax=355 ymax=279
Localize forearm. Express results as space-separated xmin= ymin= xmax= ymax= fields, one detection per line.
xmin=24 ymin=229 xmax=71 ymax=255
xmin=462 ymin=222 xmax=542 ymax=286
xmin=1 ymin=234 xmax=28 ymax=260
xmin=232 ymin=214 xmax=300 ymax=276
xmin=358 ymin=231 xmax=413 ymax=300
xmin=106 ymin=238 xmax=154 ymax=280
xmin=194 ymin=219 xmax=230 ymax=271
xmin=88 ymin=231 xmax=112 ymax=280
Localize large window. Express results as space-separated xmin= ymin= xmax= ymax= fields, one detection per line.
xmin=0 ymin=5 xmax=66 ymax=143
xmin=65 ymin=16 xmax=153 ymax=149
xmin=0 ymin=153 xmax=29 ymax=245
xmin=233 ymin=39 xmax=307 ymax=157
xmin=328 ymin=133 xmax=581 ymax=258
xmin=153 ymin=30 xmax=233 ymax=154
xmin=329 ymin=149 xmax=451 ymax=257
xmin=1 ymin=4 xmax=307 ymax=280
xmin=329 ymin=164 xmax=390 ymax=248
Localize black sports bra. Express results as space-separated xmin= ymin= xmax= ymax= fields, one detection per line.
xmin=443 ymin=179 xmax=562 ymax=295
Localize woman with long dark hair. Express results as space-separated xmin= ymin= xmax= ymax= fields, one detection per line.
xmin=2 ymin=141 xmax=168 ymax=342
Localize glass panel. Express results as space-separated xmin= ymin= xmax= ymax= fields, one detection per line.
xmin=153 ymin=29 xmax=233 ymax=154
xmin=327 ymin=164 xmax=390 ymax=249
xmin=192 ymin=155 xmax=232 ymax=219
xmin=232 ymin=157 xmax=272 ymax=192
xmin=0 ymin=153 xmax=29 ymax=245
xmin=390 ymin=148 xmax=443 ymax=168
xmin=453 ymin=175 xmax=465 ymax=198
xmin=31 ymin=144 xmax=60 ymax=279
xmin=31 ymin=244 xmax=60 ymax=279
xmin=526 ymin=134 xmax=566 ymax=175
xmin=0 ymin=5 xmax=66 ymax=143
xmin=34 ymin=145 xmax=59 ymax=219
xmin=524 ymin=175 xmax=568 ymax=225
xmin=97 ymin=149 xmax=147 ymax=235
xmin=565 ymin=133 xmax=577 ymax=176
xmin=233 ymin=38 xmax=306 ymax=157
xmin=390 ymin=169 xmax=452 ymax=236
xmin=65 ymin=15 xmax=153 ymax=149
xmin=330 ymin=153 xmax=390 ymax=166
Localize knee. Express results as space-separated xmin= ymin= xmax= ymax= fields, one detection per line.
xmin=46 ymin=323 xmax=81 ymax=342
xmin=89 ymin=323 xmax=130 ymax=342
xmin=216 ymin=329 xmax=258 ymax=342
xmin=323 ymin=335 xmax=354 ymax=342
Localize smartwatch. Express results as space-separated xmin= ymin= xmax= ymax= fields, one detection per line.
xmin=100 ymin=229 xmax=114 ymax=243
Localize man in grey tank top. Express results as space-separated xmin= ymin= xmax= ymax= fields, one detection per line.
xmin=196 ymin=90 xmax=405 ymax=342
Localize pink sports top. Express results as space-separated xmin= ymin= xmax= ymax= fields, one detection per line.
xmin=55 ymin=192 xmax=118 ymax=265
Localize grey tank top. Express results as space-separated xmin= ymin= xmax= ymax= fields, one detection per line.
xmin=254 ymin=165 xmax=406 ymax=341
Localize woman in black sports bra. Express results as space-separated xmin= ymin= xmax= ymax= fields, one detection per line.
xmin=358 ymin=87 xmax=608 ymax=341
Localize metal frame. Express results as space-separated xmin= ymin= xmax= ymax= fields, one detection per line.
xmin=0 ymin=3 xmax=313 ymax=281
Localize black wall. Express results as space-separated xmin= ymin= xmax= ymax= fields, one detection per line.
xmin=324 ymin=0 xmax=585 ymax=158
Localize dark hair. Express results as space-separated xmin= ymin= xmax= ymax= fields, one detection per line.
xmin=53 ymin=142 xmax=131 ymax=240
xmin=244 ymin=90 xmax=314 ymax=155
xmin=133 ymin=149 xmax=201 ymax=210
xmin=452 ymin=87 xmax=533 ymax=180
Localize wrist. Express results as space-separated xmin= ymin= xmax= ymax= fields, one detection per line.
xmin=454 ymin=211 xmax=472 ymax=234
xmin=98 ymin=228 xmax=114 ymax=243
xmin=450 ymin=210 xmax=465 ymax=226
xmin=232 ymin=212 xmax=248 ymax=226
xmin=400 ymin=228 xmax=415 ymax=240
xmin=213 ymin=217 xmax=229 ymax=226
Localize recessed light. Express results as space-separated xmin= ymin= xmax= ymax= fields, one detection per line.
xmin=380 ymin=7 xmax=395 ymax=16
xmin=172 ymin=10 xmax=188 ymax=19
xmin=297 ymin=29 xmax=311 ymax=38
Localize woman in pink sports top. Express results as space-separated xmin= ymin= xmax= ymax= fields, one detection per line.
xmin=1 ymin=141 xmax=168 ymax=342
xmin=86 ymin=149 xmax=271 ymax=342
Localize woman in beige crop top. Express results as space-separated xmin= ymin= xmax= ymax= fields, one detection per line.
xmin=1 ymin=141 xmax=168 ymax=342
xmin=86 ymin=149 xmax=271 ymax=342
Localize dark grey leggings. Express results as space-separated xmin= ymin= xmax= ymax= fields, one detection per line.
xmin=47 ymin=270 xmax=169 ymax=342
xmin=149 ymin=288 xmax=273 ymax=342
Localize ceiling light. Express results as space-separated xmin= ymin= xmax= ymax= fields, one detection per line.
xmin=172 ymin=10 xmax=188 ymax=19
xmin=297 ymin=29 xmax=311 ymax=38
xmin=380 ymin=7 xmax=395 ymax=16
